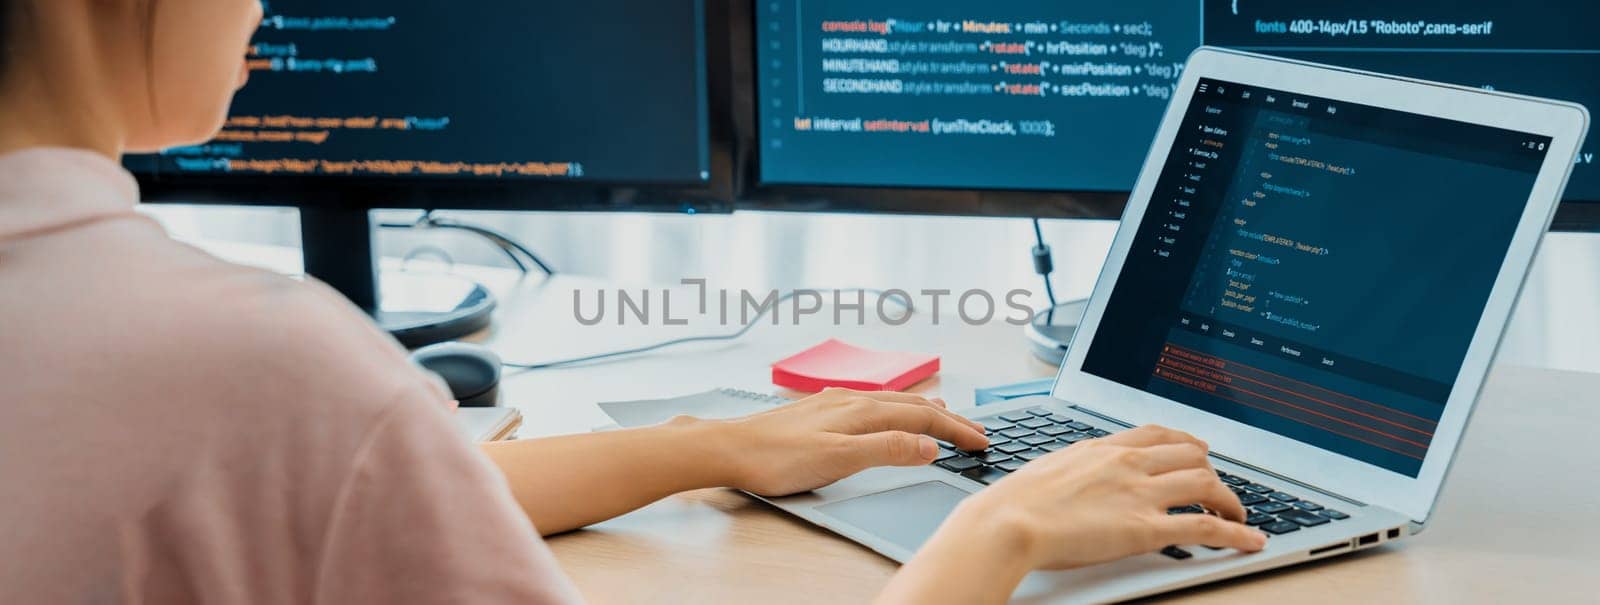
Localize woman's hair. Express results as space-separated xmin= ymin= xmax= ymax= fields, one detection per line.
xmin=0 ymin=0 xmax=11 ymax=81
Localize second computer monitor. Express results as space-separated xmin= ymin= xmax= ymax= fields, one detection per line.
xmin=756 ymin=0 xmax=1195 ymax=193
xmin=753 ymin=1 xmax=1599 ymax=229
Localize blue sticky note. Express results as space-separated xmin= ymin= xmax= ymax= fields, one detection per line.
xmin=975 ymin=378 xmax=1055 ymax=405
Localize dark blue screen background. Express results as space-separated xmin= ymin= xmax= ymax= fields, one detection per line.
xmin=1083 ymin=78 xmax=1547 ymax=476
xmin=759 ymin=1 xmax=1595 ymax=206
xmin=125 ymin=0 xmax=710 ymax=184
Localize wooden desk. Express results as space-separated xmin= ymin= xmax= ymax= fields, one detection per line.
xmin=539 ymin=366 xmax=1600 ymax=604
xmin=473 ymin=277 xmax=1600 ymax=604
xmin=195 ymin=239 xmax=1599 ymax=602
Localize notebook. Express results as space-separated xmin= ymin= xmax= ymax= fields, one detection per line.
xmin=454 ymin=407 xmax=523 ymax=442
xmin=771 ymin=338 xmax=940 ymax=392
xmin=974 ymin=378 xmax=1055 ymax=405
xmin=599 ymin=388 xmax=791 ymax=429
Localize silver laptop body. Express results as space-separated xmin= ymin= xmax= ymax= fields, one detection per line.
xmin=758 ymin=48 xmax=1588 ymax=603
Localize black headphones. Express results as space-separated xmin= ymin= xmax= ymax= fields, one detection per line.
xmin=408 ymin=342 xmax=502 ymax=407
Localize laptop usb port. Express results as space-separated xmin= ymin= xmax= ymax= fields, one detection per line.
xmin=1358 ymin=533 xmax=1380 ymax=546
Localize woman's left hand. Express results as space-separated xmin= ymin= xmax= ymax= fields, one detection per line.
xmin=709 ymin=388 xmax=990 ymax=496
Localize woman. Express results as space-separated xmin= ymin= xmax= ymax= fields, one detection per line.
xmin=0 ymin=1 xmax=1264 ymax=603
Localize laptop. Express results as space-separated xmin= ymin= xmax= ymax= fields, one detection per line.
xmin=755 ymin=48 xmax=1588 ymax=603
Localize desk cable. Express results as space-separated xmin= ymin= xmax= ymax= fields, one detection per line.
xmin=1031 ymin=217 xmax=1058 ymax=308
xmin=379 ymin=210 xmax=557 ymax=276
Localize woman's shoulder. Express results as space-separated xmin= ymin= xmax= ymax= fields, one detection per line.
xmin=25 ymin=225 xmax=448 ymax=425
xmin=118 ymin=244 xmax=442 ymax=417
xmin=209 ymin=267 xmax=425 ymax=395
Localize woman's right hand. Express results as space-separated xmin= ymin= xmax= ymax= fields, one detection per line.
xmin=969 ymin=424 xmax=1265 ymax=569
xmin=878 ymin=425 xmax=1267 ymax=605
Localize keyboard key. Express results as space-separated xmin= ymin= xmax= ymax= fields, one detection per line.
xmin=998 ymin=427 xmax=1034 ymax=439
xmin=1038 ymin=425 xmax=1074 ymax=436
xmin=974 ymin=450 xmax=1012 ymax=464
xmin=1021 ymin=435 xmax=1056 ymax=446
xmin=1276 ymin=509 xmax=1330 ymax=527
xmin=982 ymin=436 xmax=1013 ymax=449
xmin=1160 ymin=546 xmax=1193 ymax=560
xmin=1245 ymin=484 xmax=1274 ymax=494
xmin=997 ymin=459 xmax=1026 ymax=472
xmin=1046 ymin=414 xmax=1072 ymax=424
xmin=934 ymin=448 xmax=958 ymax=462
xmin=1216 ymin=470 xmax=1229 ymax=477
xmin=1261 ymin=521 xmax=1301 ymax=535
xmin=1269 ymin=492 xmax=1299 ymax=502
xmin=1064 ymin=421 xmax=1093 ymax=431
xmin=1237 ymin=493 xmax=1268 ymax=506
xmin=995 ymin=441 xmax=1032 ymax=454
xmin=1039 ymin=441 xmax=1067 ymax=452
xmin=1087 ymin=429 xmax=1111 ymax=437
xmin=1167 ymin=505 xmax=1204 ymax=515
xmin=1295 ymin=501 xmax=1324 ymax=512
xmin=998 ymin=412 xmax=1033 ymax=423
xmin=937 ymin=457 xmax=981 ymax=472
xmin=1245 ymin=513 xmax=1276 ymax=526
xmin=961 ymin=466 xmax=1010 ymax=485
xmin=1016 ymin=449 xmax=1046 ymax=461
xmin=1027 ymin=408 xmax=1053 ymax=417
xmin=1253 ymin=502 xmax=1293 ymax=514
xmin=1319 ymin=509 xmax=1350 ymax=520
xmin=978 ymin=419 xmax=1013 ymax=432
xmin=1062 ymin=432 xmax=1093 ymax=444
xmin=1018 ymin=418 xmax=1052 ymax=430
xmin=1221 ymin=475 xmax=1249 ymax=486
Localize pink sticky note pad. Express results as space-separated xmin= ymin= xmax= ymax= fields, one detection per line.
xmin=771 ymin=338 xmax=941 ymax=393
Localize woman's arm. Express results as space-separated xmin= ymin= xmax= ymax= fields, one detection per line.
xmin=480 ymin=419 xmax=730 ymax=535
xmin=481 ymin=389 xmax=990 ymax=535
xmin=877 ymin=426 xmax=1268 ymax=605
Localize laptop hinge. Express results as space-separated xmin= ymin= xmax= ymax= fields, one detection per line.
xmin=1066 ymin=403 xmax=1371 ymax=509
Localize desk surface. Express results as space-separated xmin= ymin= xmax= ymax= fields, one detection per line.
xmin=470 ymin=275 xmax=1600 ymax=604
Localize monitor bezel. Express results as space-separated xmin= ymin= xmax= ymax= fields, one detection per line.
xmin=1550 ymin=201 xmax=1600 ymax=231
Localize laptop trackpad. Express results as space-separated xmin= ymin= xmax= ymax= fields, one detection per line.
xmin=816 ymin=481 xmax=969 ymax=553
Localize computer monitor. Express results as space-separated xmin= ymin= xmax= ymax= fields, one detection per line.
xmin=1205 ymin=0 xmax=1599 ymax=231
xmin=127 ymin=0 xmax=729 ymax=344
xmin=741 ymin=0 xmax=1192 ymax=217
xmin=743 ymin=1 xmax=1599 ymax=231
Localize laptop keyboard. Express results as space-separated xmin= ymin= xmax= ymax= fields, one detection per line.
xmin=935 ymin=406 xmax=1349 ymax=556
xmin=932 ymin=406 xmax=1110 ymax=483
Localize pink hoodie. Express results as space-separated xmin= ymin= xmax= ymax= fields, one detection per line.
xmin=0 ymin=148 xmax=580 ymax=604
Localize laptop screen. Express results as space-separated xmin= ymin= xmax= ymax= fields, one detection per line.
xmin=1083 ymin=78 xmax=1551 ymax=477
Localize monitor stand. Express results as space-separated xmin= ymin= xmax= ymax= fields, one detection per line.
xmin=1024 ymin=299 xmax=1089 ymax=366
xmin=299 ymin=206 xmax=496 ymax=349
